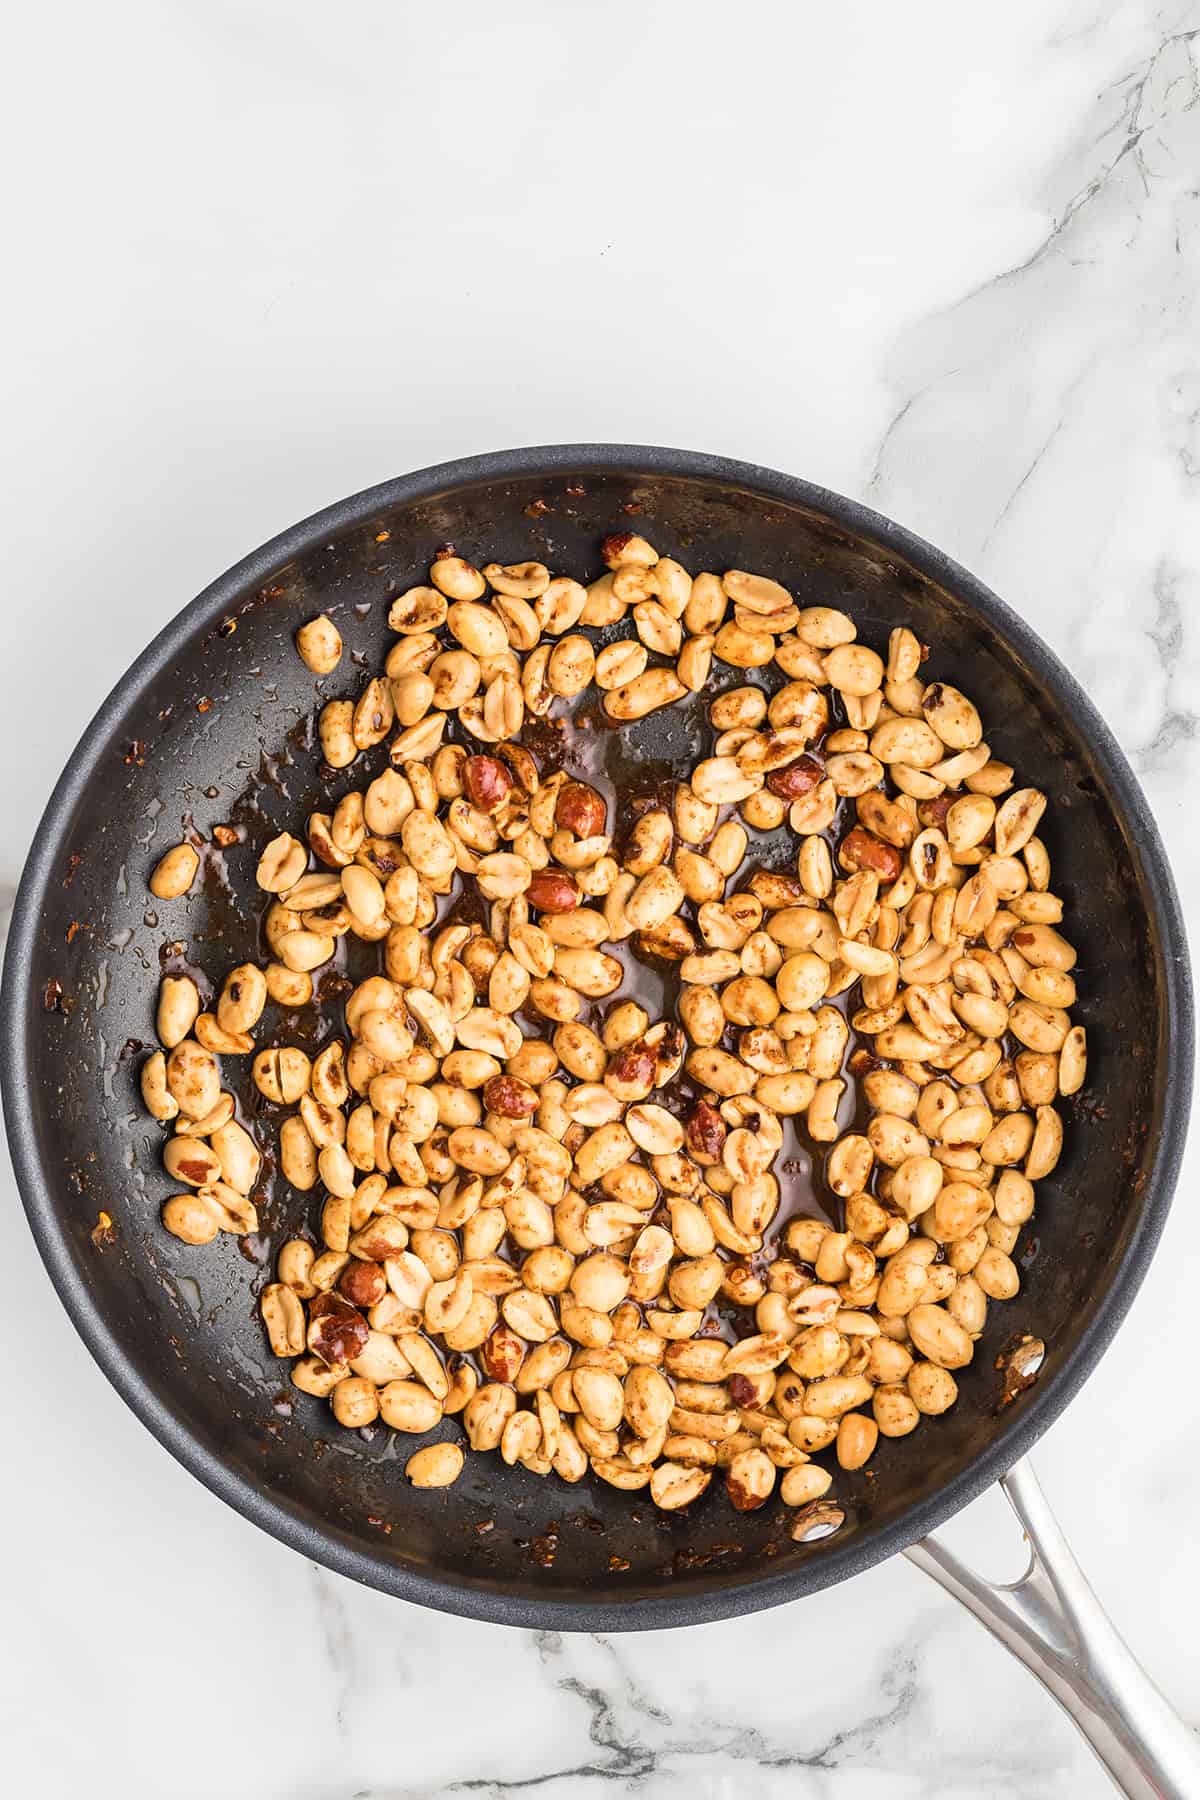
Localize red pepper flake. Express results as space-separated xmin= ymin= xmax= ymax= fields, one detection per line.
xmin=524 ymin=497 xmax=550 ymax=518
xmin=91 ymin=1211 xmax=116 ymax=1248
xmin=196 ymin=697 xmax=212 ymax=714
xmin=65 ymin=919 xmax=85 ymax=943
xmin=608 ymin=1554 xmax=630 ymax=1571
xmin=623 ymin=501 xmax=643 ymax=514
xmin=474 ymin=1519 xmax=495 ymax=1535
xmin=124 ymin=740 xmax=147 ymax=766
xmin=43 ymin=979 xmax=65 ymax=1012
xmin=218 ymin=616 xmax=237 ymax=637
xmin=565 ymin=482 xmax=585 ymax=497
xmin=375 ymin=530 xmax=391 ymax=543
xmin=366 ymin=1514 xmax=393 ymax=1533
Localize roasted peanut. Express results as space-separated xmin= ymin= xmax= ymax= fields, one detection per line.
xmin=149 ymin=843 xmax=200 ymax=900
xmin=296 ymin=614 xmax=343 ymax=673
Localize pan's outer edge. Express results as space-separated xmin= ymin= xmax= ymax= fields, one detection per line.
xmin=1 ymin=443 xmax=1192 ymax=1631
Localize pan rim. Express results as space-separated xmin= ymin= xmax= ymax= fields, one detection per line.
xmin=2 ymin=442 xmax=1192 ymax=1630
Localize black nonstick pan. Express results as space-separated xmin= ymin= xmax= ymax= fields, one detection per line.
xmin=2 ymin=447 xmax=1195 ymax=1795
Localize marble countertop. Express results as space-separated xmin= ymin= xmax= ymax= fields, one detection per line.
xmin=4 ymin=2 xmax=1200 ymax=1795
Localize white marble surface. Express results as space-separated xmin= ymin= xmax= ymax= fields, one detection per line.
xmin=3 ymin=2 xmax=1200 ymax=1795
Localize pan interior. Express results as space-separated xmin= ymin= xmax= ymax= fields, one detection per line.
xmin=9 ymin=458 xmax=1176 ymax=1624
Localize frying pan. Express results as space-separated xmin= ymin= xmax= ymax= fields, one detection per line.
xmin=2 ymin=446 xmax=1196 ymax=1795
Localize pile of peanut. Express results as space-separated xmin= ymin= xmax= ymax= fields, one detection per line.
xmin=141 ymin=533 xmax=1085 ymax=1523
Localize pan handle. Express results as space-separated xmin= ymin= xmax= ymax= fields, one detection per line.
xmin=905 ymin=1457 xmax=1200 ymax=1798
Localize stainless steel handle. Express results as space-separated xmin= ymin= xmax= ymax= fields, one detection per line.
xmin=906 ymin=1457 xmax=1200 ymax=1798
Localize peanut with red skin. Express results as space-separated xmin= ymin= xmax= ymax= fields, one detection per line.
xmin=340 ymin=1261 xmax=388 ymax=1308
xmin=604 ymin=1044 xmax=657 ymax=1101
xmin=838 ymin=825 xmax=902 ymax=881
xmin=308 ymin=1292 xmax=369 ymax=1366
xmin=727 ymin=1471 xmax=770 ymax=1512
xmin=527 ymin=870 xmax=581 ymax=913
xmin=765 ymin=753 xmax=824 ymax=800
xmin=918 ymin=793 xmax=954 ymax=829
xmin=685 ymin=1100 xmax=726 ymax=1161
xmin=484 ymin=1075 xmax=539 ymax=1118
xmin=555 ymin=781 xmax=607 ymax=838
xmin=482 ymin=1326 xmax=526 ymax=1382
xmin=600 ymin=530 xmax=652 ymax=568
xmin=464 ymin=755 xmax=512 ymax=813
